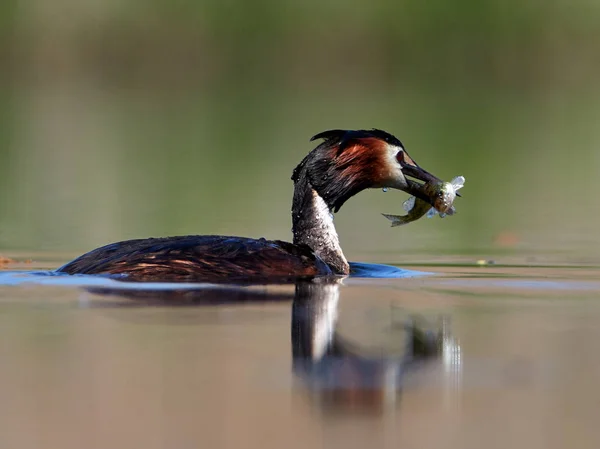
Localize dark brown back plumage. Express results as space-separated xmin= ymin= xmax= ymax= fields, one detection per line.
xmin=58 ymin=236 xmax=333 ymax=283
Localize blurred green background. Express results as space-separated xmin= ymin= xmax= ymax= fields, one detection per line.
xmin=1 ymin=0 xmax=599 ymax=262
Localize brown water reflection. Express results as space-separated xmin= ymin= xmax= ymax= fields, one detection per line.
xmin=78 ymin=277 xmax=450 ymax=415
xmin=1 ymin=266 xmax=600 ymax=448
xmin=291 ymin=280 xmax=447 ymax=415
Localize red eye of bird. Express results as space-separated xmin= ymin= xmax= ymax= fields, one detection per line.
xmin=396 ymin=150 xmax=416 ymax=167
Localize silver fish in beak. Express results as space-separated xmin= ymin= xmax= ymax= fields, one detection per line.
xmin=383 ymin=176 xmax=465 ymax=227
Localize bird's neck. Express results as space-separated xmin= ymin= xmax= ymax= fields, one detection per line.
xmin=291 ymin=174 xmax=349 ymax=275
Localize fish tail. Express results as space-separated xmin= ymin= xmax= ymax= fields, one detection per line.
xmin=381 ymin=213 xmax=406 ymax=227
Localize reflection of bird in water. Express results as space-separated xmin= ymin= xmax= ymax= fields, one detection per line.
xmin=84 ymin=277 xmax=459 ymax=414
xmin=291 ymin=280 xmax=456 ymax=413
xmin=57 ymin=129 xmax=444 ymax=283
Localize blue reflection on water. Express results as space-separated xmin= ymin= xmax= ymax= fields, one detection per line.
xmin=0 ymin=261 xmax=428 ymax=289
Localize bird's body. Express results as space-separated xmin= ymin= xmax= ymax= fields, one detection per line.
xmin=57 ymin=129 xmax=443 ymax=283
xmin=58 ymin=235 xmax=332 ymax=283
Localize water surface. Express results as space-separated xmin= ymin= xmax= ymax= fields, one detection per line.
xmin=1 ymin=258 xmax=599 ymax=449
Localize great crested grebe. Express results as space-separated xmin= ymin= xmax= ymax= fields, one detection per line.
xmin=57 ymin=129 xmax=443 ymax=283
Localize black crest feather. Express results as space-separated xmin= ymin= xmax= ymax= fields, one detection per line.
xmin=311 ymin=129 xmax=404 ymax=155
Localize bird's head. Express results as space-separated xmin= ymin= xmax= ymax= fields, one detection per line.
xmin=292 ymin=129 xmax=444 ymax=212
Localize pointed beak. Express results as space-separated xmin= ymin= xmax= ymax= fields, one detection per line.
xmin=401 ymin=162 xmax=444 ymax=206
